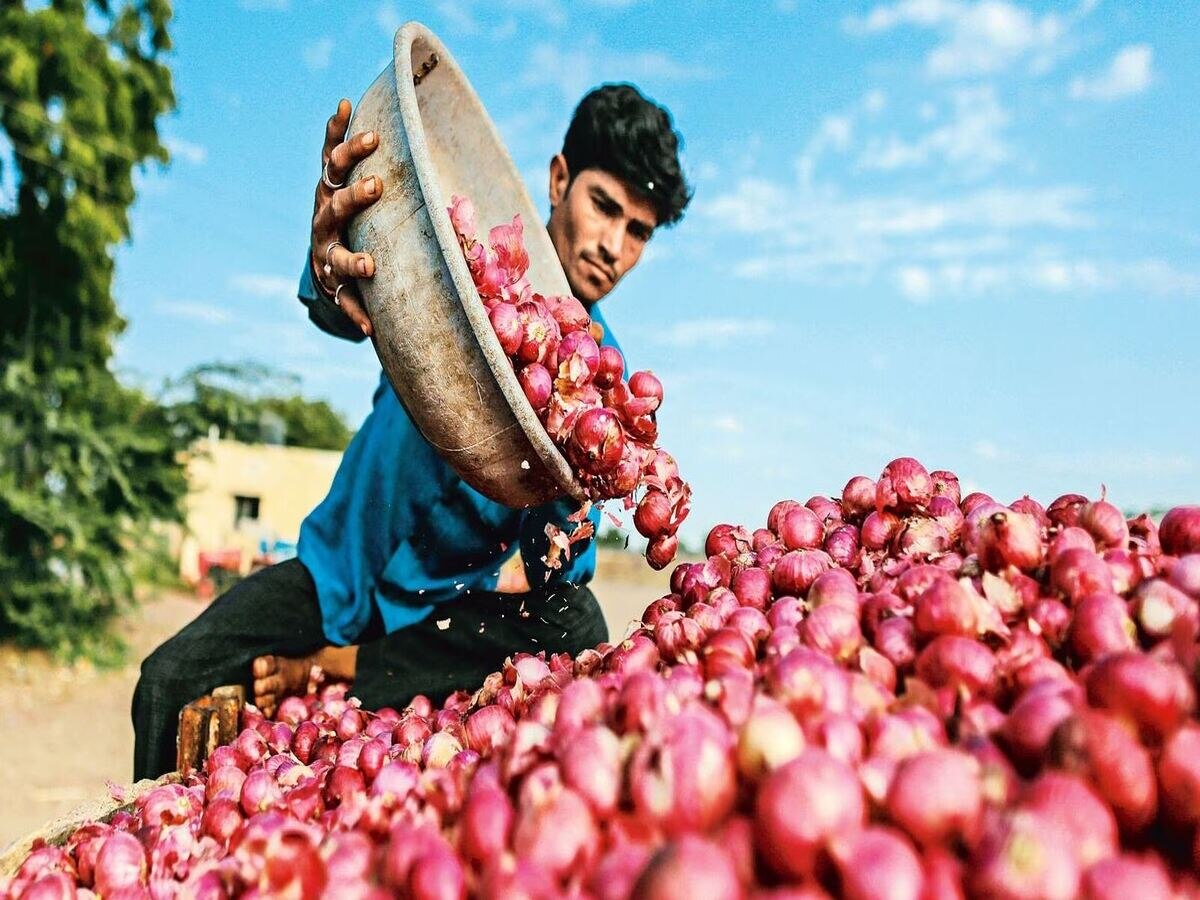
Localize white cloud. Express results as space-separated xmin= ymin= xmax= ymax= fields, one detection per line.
xmin=229 ymin=274 xmax=297 ymax=301
xmin=897 ymin=265 xmax=933 ymax=301
xmin=973 ymin=440 xmax=1005 ymax=461
xmin=845 ymin=0 xmax=1090 ymax=78
xmin=713 ymin=415 xmax=742 ymax=433
xmin=656 ymin=318 xmax=773 ymax=348
xmin=1069 ymin=44 xmax=1154 ymax=101
xmin=863 ymin=89 xmax=888 ymax=114
xmin=165 ymin=137 xmax=207 ymax=165
xmin=303 ymin=38 xmax=334 ymax=72
xmin=519 ymin=38 xmax=713 ymax=104
xmin=857 ymin=84 xmax=1009 ymax=175
xmin=152 ymin=300 xmax=232 ymax=325
xmin=797 ymin=114 xmax=854 ymax=186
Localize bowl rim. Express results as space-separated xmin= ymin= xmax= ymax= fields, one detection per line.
xmin=390 ymin=21 xmax=588 ymax=506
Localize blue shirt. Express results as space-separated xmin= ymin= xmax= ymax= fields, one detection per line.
xmin=295 ymin=262 xmax=612 ymax=645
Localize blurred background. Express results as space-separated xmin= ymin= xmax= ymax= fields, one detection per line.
xmin=1 ymin=0 xmax=1197 ymax=843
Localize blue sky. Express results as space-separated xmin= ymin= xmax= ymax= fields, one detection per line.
xmin=89 ymin=0 xmax=1199 ymax=544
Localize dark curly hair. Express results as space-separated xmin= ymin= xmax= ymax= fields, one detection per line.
xmin=561 ymin=83 xmax=693 ymax=228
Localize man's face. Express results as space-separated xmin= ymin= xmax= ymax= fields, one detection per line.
xmin=545 ymin=156 xmax=658 ymax=305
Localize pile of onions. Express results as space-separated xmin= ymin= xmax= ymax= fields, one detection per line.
xmin=449 ymin=195 xmax=690 ymax=569
xmin=9 ymin=459 xmax=1200 ymax=900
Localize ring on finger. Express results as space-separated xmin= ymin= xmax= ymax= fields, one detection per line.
xmin=322 ymin=160 xmax=345 ymax=190
xmin=323 ymin=240 xmax=344 ymax=279
xmin=334 ymin=282 xmax=348 ymax=307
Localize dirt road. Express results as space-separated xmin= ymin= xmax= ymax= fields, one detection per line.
xmin=0 ymin=550 xmax=670 ymax=847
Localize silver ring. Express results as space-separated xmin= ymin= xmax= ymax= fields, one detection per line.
xmin=322 ymin=160 xmax=345 ymax=190
xmin=333 ymin=282 xmax=347 ymax=307
xmin=323 ymin=240 xmax=343 ymax=279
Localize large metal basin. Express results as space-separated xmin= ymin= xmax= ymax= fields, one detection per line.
xmin=344 ymin=22 xmax=586 ymax=509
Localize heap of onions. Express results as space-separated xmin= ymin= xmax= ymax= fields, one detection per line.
xmin=9 ymin=459 xmax=1200 ymax=900
xmin=448 ymin=195 xmax=690 ymax=570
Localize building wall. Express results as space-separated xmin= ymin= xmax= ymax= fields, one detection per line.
xmin=176 ymin=436 xmax=343 ymax=580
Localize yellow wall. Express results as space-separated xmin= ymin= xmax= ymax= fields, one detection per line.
xmin=176 ymin=436 xmax=342 ymax=579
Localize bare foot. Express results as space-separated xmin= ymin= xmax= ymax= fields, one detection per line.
xmin=251 ymin=653 xmax=316 ymax=718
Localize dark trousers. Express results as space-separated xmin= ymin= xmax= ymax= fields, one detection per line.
xmin=131 ymin=559 xmax=608 ymax=780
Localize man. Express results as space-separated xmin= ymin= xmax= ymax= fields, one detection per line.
xmin=132 ymin=83 xmax=691 ymax=780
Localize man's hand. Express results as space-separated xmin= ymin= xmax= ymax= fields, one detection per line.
xmin=311 ymin=98 xmax=383 ymax=337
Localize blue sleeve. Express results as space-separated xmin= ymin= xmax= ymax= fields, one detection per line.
xmin=298 ymin=253 xmax=369 ymax=344
xmin=518 ymin=497 xmax=599 ymax=590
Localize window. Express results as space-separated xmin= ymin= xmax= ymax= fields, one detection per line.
xmin=234 ymin=495 xmax=260 ymax=526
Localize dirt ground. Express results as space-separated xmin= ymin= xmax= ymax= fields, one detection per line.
xmin=0 ymin=550 xmax=672 ymax=849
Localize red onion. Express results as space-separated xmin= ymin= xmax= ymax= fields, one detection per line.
xmin=736 ymin=698 xmax=806 ymax=779
xmin=1049 ymin=709 xmax=1158 ymax=833
xmin=772 ymin=549 xmax=834 ymax=595
xmin=513 ymin=787 xmax=598 ymax=878
xmin=876 ymin=458 xmax=933 ymax=513
xmin=960 ymin=491 xmax=995 ymax=515
xmin=801 ymin=604 xmax=862 ymax=662
xmin=93 ymin=832 xmax=147 ymax=896
xmin=630 ymin=706 xmax=737 ymax=834
xmin=767 ymin=499 xmax=802 ymax=535
xmin=1022 ymin=771 xmax=1118 ymax=867
xmin=703 ymin=627 xmax=756 ymax=677
xmin=727 ymin=606 xmax=770 ymax=647
xmin=1168 ymin=554 xmax=1200 ymax=597
xmin=823 ymin=524 xmax=861 ymax=568
xmin=590 ymin=845 xmax=654 ymax=900
xmin=1080 ymin=854 xmax=1174 ymax=900
xmin=861 ymin=511 xmax=901 ymax=550
xmin=976 ymin=509 xmax=1043 ymax=571
xmin=488 ymin=301 xmax=523 ymax=355
xmin=832 ymin=826 xmax=925 ymax=900
xmin=408 ymin=848 xmax=466 ymax=900
xmin=842 ymin=476 xmax=876 ymax=519
xmin=808 ymin=568 xmax=859 ymax=610
xmin=592 ymin=344 xmax=625 ymax=390
xmin=929 ymin=470 xmax=961 ymax=504
xmin=780 ymin=506 xmax=823 ymax=550
xmin=1130 ymin=577 xmax=1193 ymax=638
xmin=1047 ymin=492 xmax=1089 ymax=528
xmin=1080 ymin=499 xmax=1130 ymax=551
xmin=1160 ymin=506 xmax=1200 ymax=555
xmin=873 ymin=616 xmax=917 ymax=669
xmin=806 ymin=494 xmax=843 ymax=527
xmin=970 ymin=809 xmax=1081 ymax=900
xmin=1000 ymin=680 xmax=1078 ymax=770
xmin=459 ymin=787 xmax=514 ymax=864
xmin=915 ymin=636 xmax=996 ymax=697
xmin=518 ymin=363 xmax=552 ymax=411
xmin=885 ymin=749 xmax=982 ymax=847
xmin=913 ymin=576 xmax=977 ymax=639
xmin=631 ymin=835 xmax=741 ymax=900
xmin=568 ymin=407 xmax=625 ymax=475
xmin=1068 ymin=592 xmax=1136 ymax=662
xmin=1052 ymin=547 xmax=1115 ymax=602
xmin=1009 ymin=494 xmax=1048 ymax=528
xmin=607 ymin=632 xmax=660 ymax=674
xmin=647 ymin=534 xmax=679 ymax=570
xmin=559 ymin=724 xmax=622 ymax=817
xmin=1085 ymin=651 xmax=1195 ymax=742
xmin=754 ymin=750 xmax=865 ymax=880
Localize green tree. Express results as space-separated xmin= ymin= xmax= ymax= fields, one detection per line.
xmin=0 ymin=0 xmax=182 ymax=660
xmin=163 ymin=361 xmax=354 ymax=451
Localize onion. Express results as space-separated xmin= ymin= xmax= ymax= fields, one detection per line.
xmin=780 ymin=507 xmax=823 ymax=550
xmin=731 ymin=566 xmax=772 ymax=609
xmin=590 ymin=845 xmax=654 ymax=900
xmin=705 ymin=523 xmax=752 ymax=559
xmin=767 ymin=596 xmax=804 ymax=630
xmin=408 ymin=848 xmax=466 ymax=900
xmin=808 ymin=568 xmax=859 ymax=610
xmin=832 ymin=826 xmax=925 ymax=900
xmin=969 ymin=809 xmax=1081 ymax=900
xmin=861 ymin=511 xmax=901 ymax=550
xmin=568 ymin=407 xmax=625 ymax=475
xmin=824 ymin=524 xmax=861 ymax=568
xmin=873 ymin=616 xmax=917 ymax=669
xmin=754 ymin=750 xmax=865 ymax=880
xmin=842 ymin=476 xmax=876 ymax=519
xmin=702 ymin=627 xmax=756 ymax=677
xmin=631 ymin=835 xmax=742 ymax=900
xmin=1080 ymin=854 xmax=1174 ymax=900
xmin=205 ymin=764 xmax=247 ymax=803
xmin=1047 ymin=493 xmax=1089 ymax=528
xmin=772 ymin=549 xmax=834 ymax=595
xmin=646 ymin=534 xmax=679 ymax=570
xmin=927 ymin=496 xmax=964 ymax=543
xmin=768 ymin=646 xmax=850 ymax=719
xmin=1085 ymin=651 xmax=1196 ymax=742
xmin=558 ymin=329 xmax=600 ymax=376
xmin=1160 ymin=506 xmax=1200 ymax=555
xmin=915 ymin=636 xmax=996 ymax=697
xmin=976 ymin=509 xmax=1043 ymax=571
xmin=929 ymin=470 xmax=961 ymax=505
xmin=464 ymin=705 xmax=515 ymax=755
xmin=893 ymin=516 xmax=951 ymax=558
xmin=1052 ymin=548 xmax=1115 ymax=602
xmin=607 ymin=632 xmax=660 ymax=674
xmin=767 ymin=499 xmax=802 ymax=535
xmin=1168 ymin=554 xmax=1200 ymax=598
xmin=1068 ymin=592 xmax=1137 ymax=663
xmin=801 ymin=604 xmax=862 ymax=662
xmin=727 ymin=606 xmax=770 ymax=647
xmin=21 ymin=872 xmax=78 ymax=900
xmin=559 ymin=724 xmax=622 ymax=817
xmin=806 ymin=494 xmax=843 ymax=526
xmin=1080 ymin=499 xmax=1130 ymax=551
xmin=876 ymin=458 xmax=933 ymax=513
xmin=885 ymin=749 xmax=982 ymax=847
xmin=593 ymin=344 xmax=625 ymax=390
xmin=489 ymin=301 xmax=523 ymax=355
xmin=1023 ymin=771 xmax=1118 ymax=867
xmin=518 ymin=363 xmax=553 ymax=411
xmin=93 ymin=832 xmax=147 ymax=896
xmin=1130 ymin=577 xmax=1193 ymax=638
xmin=960 ymin=491 xmax=995 ymax=516
xmin=737 ymin=696 xmax=806 ymax=778
xmin=460 ymin=787 xmax=514 ymax=864
xmin=630 ymin=706 xmax=737 ymax=835
xmin=1049 ymin=709 xmax=1158 ymax=833
xmin=1000 ymin=680 xmax=1078 ymax=770
xmin=233 ymin=727 xmax=268 ymax=770
xmin=1009 ymin=495 xmax=1048 ymax=528
xmin=513 ymin=787 xmax=598 ymax=878
xmin=913 ymin=577 xmax=977 ymax=639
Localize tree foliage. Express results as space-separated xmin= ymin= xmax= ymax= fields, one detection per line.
xmin=0 ymin=0 xmax=181 ymax=660
xmin=163 ymin=361 xmax=354 ymax=452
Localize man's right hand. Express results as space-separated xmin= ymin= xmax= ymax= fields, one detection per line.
xmin=310 ymin=98 xmax=384 ymax=337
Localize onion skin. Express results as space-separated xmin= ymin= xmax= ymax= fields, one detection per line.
xmin=876 ymin=457 xmax=933 ymax=513
xmin=1085 ymin=651 xmax=1196 ymax=742
xmin=915 ymin=636 xmax=997 ymax=697
xmin=842 ymin=476 xmax=877 ymax=519
xmin=754 ymin=750 xmax=865 ymax=880
xmin=1068 ymin=592 xmax=1137 ymax=663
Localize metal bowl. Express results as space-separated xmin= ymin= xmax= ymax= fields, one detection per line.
xmin=345 ymin=21 xmax=585 ymax=509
